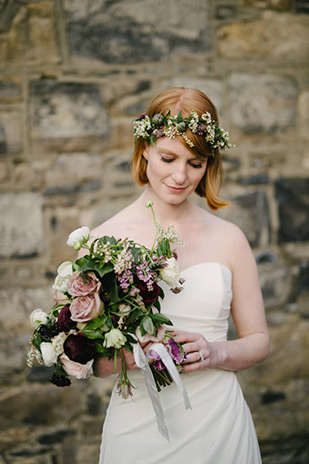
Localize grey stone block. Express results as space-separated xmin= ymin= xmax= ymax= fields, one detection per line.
xmin=0 ymin=193 xmax=44 ymax=258
xmin=0 ymin=109 xmax=22 ymax=154
xmin=229 ymin=74 xmax=298 ymax=133
xmin=30 ymin=81 xmax=110 ymax=140
xmin=220 ymin=190 xmax=271 ymax=248
xmin=64 ymin=0 xmax=211 ymax=64
xmin=275 ymin=178 xmax=309 ymax=243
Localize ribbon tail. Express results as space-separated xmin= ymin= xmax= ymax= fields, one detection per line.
xmin=133 ymin=344 xmax=170 ymax=441
xmin=148 ymin=343 xmax=192 ymax=410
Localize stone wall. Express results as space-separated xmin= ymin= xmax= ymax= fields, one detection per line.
xmin=0 ymin=1 xmax=309 ymax=463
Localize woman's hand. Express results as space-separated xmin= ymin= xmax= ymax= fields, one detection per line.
xmin=172 ymin=330 xmax=223 ymax=372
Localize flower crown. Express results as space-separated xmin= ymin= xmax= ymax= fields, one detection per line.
xmin=133 ymin=110 xmax=233 ymax=154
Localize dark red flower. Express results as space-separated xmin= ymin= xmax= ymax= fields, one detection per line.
xmin=49 ymin=373 xmax=71 ymax=387
xmin=64 ymin=334 xmax=95 ymax=364
xmin=135 ymin=280 xmax=160 ymax=305
xmin=58 ymin=305 xmax=77 ymax=332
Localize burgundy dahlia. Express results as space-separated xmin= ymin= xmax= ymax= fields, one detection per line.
xmin=64 ymin=334 xmax=95 ymax=364
xmin=49 ymin=373 xmax=71 ymax=387
xmin=38 ymin=323 xmax=60 ymax=339
xmin=58 ymin=305 xmax=77 ymax=332
xmin=135 ymin=280 xmax=160 ymax=305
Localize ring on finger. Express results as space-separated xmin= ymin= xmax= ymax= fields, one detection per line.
xmin=199 ymin=350 xmax=205 ymax=362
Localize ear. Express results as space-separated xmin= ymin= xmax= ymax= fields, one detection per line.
xmin=143 ymin=148 xmax=149 ymax=160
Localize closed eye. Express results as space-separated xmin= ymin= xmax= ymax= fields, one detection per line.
xmin=160 ymin=157 xmax=174 ymax=163
xmin=189 ymin=162 xmax=205 ymax=169
xmin=160 ymin=156 xmax=205 ymax=169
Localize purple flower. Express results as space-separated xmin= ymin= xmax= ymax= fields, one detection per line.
xmin=117 ymin=269 xmax=133 ymax=292
xmin=166 ymin=337 xmax=187 ymax=364
xmin=196 ymin=124 xmax=207 ymax=135
xmin=153 ymin=129 xmax=165 ymax=138
xmin=154 ymin=359 xmax=165 ymax=371
xmin=148 ymin=349 xmax=161 ymax=361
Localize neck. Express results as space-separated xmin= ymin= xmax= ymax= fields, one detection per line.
xmin=136 ymin=186 xmax=194 ymax=226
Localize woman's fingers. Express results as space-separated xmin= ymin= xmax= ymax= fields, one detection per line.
xmin=182 ymin=350 xmax=202 ymax=364
xmin=172 ymin=331 xmax=201 ymax=343
xmin=168 ymin=331 xmax=213 ymax=370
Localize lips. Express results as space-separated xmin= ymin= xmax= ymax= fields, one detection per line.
xmin=165 ymin=185 xmax=188 ymax=193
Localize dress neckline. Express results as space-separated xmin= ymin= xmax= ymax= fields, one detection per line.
xmin=180 ymin=262 xmax=232 ymax=276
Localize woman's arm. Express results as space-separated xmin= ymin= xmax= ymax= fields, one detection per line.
xmin=174 ymin=225 xmax=270 ymax=372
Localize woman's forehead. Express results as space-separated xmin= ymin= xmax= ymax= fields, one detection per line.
xmin=153 ymin=138 xmax=207 ymax=160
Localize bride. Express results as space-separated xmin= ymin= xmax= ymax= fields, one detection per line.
xmin=81 ymin=87 xmax=270 ymax=463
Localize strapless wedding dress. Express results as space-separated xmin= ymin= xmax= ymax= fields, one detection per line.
xmin=99 ymin=263 xmax=262 ymax=464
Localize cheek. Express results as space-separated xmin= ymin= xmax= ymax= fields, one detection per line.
xmin=192 ymin=166 xmax=207 ymax=185
xmin=146 ymin=159 xmax=168 ymax=180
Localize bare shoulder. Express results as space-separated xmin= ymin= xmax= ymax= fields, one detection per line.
xmin=198 ymin=206 xmax=248 ymax=247
xmin=195 ymin=207 xmax=253 ymax=268
xmin=212 ymin=215 xmax=256 ymax=272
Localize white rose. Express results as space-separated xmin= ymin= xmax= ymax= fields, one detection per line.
xmin=53 ymin=261 xmax=73 ymax=293
xmin=160 ymin=257 xmax=180 ymax=288
xmin=103 ymin=328 xmax=127 ymax=349
xmin=66 ymin=226 xmax=90 ymax=250
xmin=40 ymin=342 xmax=58 ymax=367
xmin=30 ymin=309 xmax=49 ymax=328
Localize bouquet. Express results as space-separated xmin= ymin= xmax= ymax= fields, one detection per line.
xmin=27 ymin=202 xmax=186 ymax=398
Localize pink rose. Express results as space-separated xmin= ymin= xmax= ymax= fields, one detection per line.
xmin=136 ymin=325 xmax=166 ymax=343
xmin=67 ymin=271 xmax=101 ymax=297
xmin=53 ymin=290 xmax=71 ymax=305
xmin=60 ymin=353 xmax=93 ymax=379
xmin=70 ymin=293 xmax=103 ymax=322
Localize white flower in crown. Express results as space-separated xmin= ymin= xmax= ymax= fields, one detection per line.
xmin=201 ymin=112 xmax=212 ymax=124
xmin=134 ymin=115 xmax=151 ymax=138
xmin=133 ymin=110 xmax=235 ymax=153
xmin=205 ymin=126 xmax=215 ymax=143
xmin=188 ymin=111 xmax=199 ymax=132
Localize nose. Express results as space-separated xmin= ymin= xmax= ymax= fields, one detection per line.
xmin=171 ymin=163 xmax=188 ymax=185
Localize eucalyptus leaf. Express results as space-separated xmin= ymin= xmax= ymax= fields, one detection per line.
xmin=153 ymin=299 xmax=161 ymax=311
xmin=81 ymin=331 xmax=105 ymax=340
xmin=141 ymin=316 xmax=155 ymax=335
xmin=84 ymin=317 xmax=107 ymax=330
xmin=151 ymin=313 xmax=172 ymax=325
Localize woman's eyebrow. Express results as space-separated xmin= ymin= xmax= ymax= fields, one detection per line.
xmin=156 ymin=148 xmax=204 ymax=161
xmin=157 ymin=148 xmax=176 ymax=155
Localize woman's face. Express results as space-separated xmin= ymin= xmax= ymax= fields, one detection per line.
xmin=144 ymin=137 xmax=207 ymax=205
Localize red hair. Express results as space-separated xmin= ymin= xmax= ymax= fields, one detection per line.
xmin=131 ymin=87 xmax=229 ymax=210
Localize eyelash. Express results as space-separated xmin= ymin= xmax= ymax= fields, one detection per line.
xmin=160 ymin=157 xmax=204 ymax=169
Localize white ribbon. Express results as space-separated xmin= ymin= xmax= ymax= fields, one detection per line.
xmin=133 ymin=342 xmax=192 ymax=441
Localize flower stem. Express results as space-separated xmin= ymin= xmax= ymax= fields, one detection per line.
xmin=146 ymin=201 xmax=159 ymax=252
xmin=114 ymin=348 xmax=118 ymax=374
